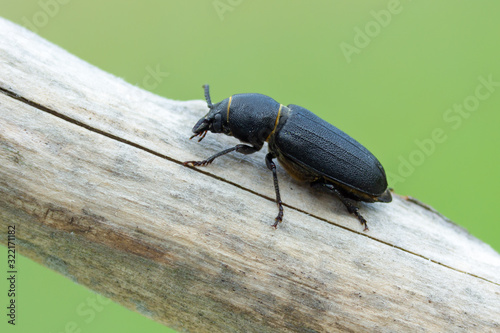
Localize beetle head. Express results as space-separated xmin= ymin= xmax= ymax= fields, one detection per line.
xmin=190 ymin=85 xmax=230 ymax=141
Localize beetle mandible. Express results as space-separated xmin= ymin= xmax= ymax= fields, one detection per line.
xmin=184 ymin=85 xmax=392 ymax=230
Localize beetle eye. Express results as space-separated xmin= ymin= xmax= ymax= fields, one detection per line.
xmin=213 ymin=114 xmax=222 ymax=132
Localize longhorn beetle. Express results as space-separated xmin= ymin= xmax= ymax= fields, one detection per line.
xmin=184 ymin=85 xmax=392 ymax=230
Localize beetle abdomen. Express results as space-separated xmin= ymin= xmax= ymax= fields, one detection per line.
xmin=274 ymin=105 xmax=389 ymax=197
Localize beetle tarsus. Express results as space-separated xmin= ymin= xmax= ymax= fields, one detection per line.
xmin=183 ymin=159 xmax=213 ymax=167
xmin=352 ymin=208 xmax=369 ymax=231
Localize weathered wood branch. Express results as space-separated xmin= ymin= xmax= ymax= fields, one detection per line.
xmin=0 ymin=18 xmax=499 ymax=332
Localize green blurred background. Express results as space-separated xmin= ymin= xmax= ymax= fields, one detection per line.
xmin=1 ymin=0 xmax=499 ymax=332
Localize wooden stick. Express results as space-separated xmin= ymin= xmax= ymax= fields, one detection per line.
xmin=1 ymin=18 xmax=499 ymax=332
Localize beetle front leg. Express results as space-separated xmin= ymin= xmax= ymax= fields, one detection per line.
xmin=184 ymin=144 xmax=259 ymax=167
xmin=317 ymin=182 xmax=369 ymax=231
xmin=265 ymin=153 xmax=284 ymax=228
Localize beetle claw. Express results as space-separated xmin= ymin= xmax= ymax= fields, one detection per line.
xmin=183 ymin=160 xmax=202 ymax=167
xmin=272 ymin=206 xmax=283 ymax=228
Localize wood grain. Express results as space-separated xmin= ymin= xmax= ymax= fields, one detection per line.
xmin=1 ymin=18 xmax=499 ymax=332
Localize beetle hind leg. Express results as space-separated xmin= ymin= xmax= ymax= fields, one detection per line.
xmin=315 ymin=182 xmax=369 ymax=231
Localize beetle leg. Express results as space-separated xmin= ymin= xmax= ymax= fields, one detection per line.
xmin=319 ymin=183 xmax=369 ymax=231
xmin=265 ymin=153 xmax=284 ymax=228
xmin=184 ymin=144 xmax=259 ymax=167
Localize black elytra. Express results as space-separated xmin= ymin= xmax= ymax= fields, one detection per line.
xmin=184 ymin=85 xmax=392 ymax=230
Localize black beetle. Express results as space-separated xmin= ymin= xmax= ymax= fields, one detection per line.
xmin=184 ymin=85 xmax=392 ymax=230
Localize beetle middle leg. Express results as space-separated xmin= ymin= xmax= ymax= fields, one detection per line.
xmin=314 ymin=181 xmax=369 ymax=231
xmin=184 ymin=144 xmax=259 ymax=167
xmin=265 ymin=153 xmax=284 ymax=228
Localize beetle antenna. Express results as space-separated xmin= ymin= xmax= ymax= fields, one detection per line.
xmin=203 ymin=84 xmax=213 ymax=109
